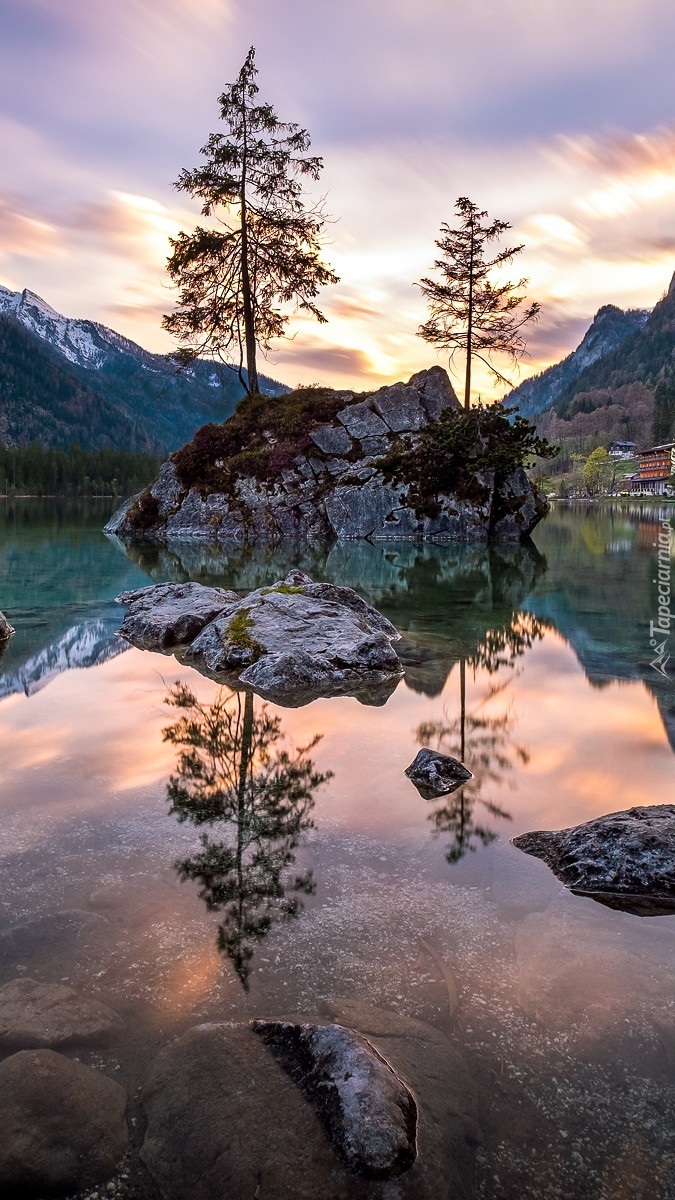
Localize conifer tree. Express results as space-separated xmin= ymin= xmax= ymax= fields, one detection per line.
xmin=417 ymin=197 xmax=540 ymax=410
xmin=164 ymin=47 xmax=339 ymax=396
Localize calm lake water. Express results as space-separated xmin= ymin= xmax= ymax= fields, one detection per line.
xmin=1 ymin=498 xmax=675 ymax=1199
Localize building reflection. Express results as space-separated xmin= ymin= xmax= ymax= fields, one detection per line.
xmin=163 ymin=682 xmax=332 ymax=988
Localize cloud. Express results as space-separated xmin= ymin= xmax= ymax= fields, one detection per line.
xmin=0 ymin=194 xmax=62 ymax=260
xmin=274 ymin=343 xmax=378 ymax=383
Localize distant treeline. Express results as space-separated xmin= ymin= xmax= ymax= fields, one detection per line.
xmin=0 ymin=443 xmax=163 ymax=496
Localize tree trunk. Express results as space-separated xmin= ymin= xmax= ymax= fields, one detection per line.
xmin=464 ymin=221 xmax=475 ymax=411
xmin=239 ymin=108 xmax=259 ymax=397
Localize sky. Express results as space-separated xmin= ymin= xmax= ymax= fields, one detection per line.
xmin=2 ymin=0 xmax=675 ymax=399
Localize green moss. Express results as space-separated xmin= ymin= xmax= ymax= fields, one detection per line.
xmin=225 ymin=607 xmax=264 ymax=660
xmin=259 ymin=584 xmax=306 ymax=596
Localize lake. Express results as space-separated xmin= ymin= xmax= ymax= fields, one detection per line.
xmin=1 ymin=498 xmax=674 ymax=1199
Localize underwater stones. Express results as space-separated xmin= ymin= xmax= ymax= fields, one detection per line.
xmin=252 ymin=1020 xmax=417 ymax=1178
xmin=405 ymin=748 xmax=473 ymax=799
xmin=0 ymin=610 xmax=14 ymax=641
xmin=115 ymin=581 xmax=240 ymax=651
xmin=120 ymin=570 xmax=403 ymax=705
xmin=0 ymin=1049 xmax=128 ymax=1199
xmin=140 ymin=1006 xmax=476 ymax=1200
xmin=512 ymin=804 xmax=675 ymax=913
xmin=0 ymin=978 xmax=123 ymax=1052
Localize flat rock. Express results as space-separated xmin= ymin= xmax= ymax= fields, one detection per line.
xmin=116 ymin=581 xmax=240 ymax=651
xmin=0 ymin=1049 xmax=128 ymax=1198
xmin=0 ymin=978 xmax=124 ymax=1052
xmin=512 ymin=804 xmax=675 ymax=914
xmin=122 ymin=570 xmax=406 ymax=705
xmin=405 ymin=748 xmax=473 ymax=799
xmin=0 ymin=611 xmax=14 ymax=641
xmin=253 ymin=1019 xmax=417 ymax=1178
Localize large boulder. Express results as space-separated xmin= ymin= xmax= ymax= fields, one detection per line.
xmin=0 ymin=1049 xmax=128 ymax=1198
xmin=0 ymin=978 xmax=123 ymax=1053
xmin=117 ymin=570 xmax=403 ymax=705
xmin=140 ymin=1005 xmax=478 ymax=1200
xmin=105 ymin=367 xmax=547 ymax=545
xmin=512 ymin=804 xmax=675 ymax=914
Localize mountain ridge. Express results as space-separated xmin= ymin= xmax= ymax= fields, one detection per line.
xmin=0 ymin=285 xmax=287 ymax=453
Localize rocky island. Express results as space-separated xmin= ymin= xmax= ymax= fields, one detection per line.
xmin=105 ymin=367 xmax=548 ymax=545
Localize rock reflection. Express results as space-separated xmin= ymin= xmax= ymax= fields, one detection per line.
xmin=163 ymin=683 xmax=332 ymax=988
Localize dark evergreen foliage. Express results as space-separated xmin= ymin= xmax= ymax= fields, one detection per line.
xmin=379 ymin=403 xmax=557 ymax=515
xmin=652 ymin=376 xmax=675 ymax=444
xmin=0 ymin=443 xmax=162 ymax=496
xmin=417 ymin=197 xmax=540 ymax=409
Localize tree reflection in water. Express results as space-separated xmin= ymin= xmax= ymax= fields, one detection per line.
xmin=163 ymin=682 xmax=332 ymax=989
xmin=417 ymin=613 xmax=545 ymax=864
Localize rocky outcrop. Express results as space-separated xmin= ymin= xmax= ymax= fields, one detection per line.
xmin=0 ymin=1049 xmax=128 ymax=1198
xmin=513 ymin=805 xmax=675 ymax=914
xmin=116 ymin=570 xmax=403 ymax=706
xmin=0 ymin=978 xmax=123 ymax=1052
xmin=105 ymin=367 xmax=547 ymax=545
xmin=405 ymin=748 xmax=473 ymax=798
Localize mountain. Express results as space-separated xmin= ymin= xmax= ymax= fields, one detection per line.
xmin=552 ymin=272 xmax=675 ymax=416
xmin=0 ymin=620 xmax=128 ymax=700
xmin=0 ymin=286 xmax=287 ymax=452
xmin=507 ymin=304 xmax=650 ymax=419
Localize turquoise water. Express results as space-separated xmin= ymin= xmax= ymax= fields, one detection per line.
xmin=1 ymin=499 xmax=675 ymax=1199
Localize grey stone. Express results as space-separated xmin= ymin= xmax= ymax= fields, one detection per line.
xmin=372 ymin=381 xmax=428 ymax=432
xmin=0 ymin=610 xmax=14 ymax=641
xmin=310 ymin=424 xmax=354 ymax=455
xmin=115 ymin=581 xmax=240 ymax=651
xmin=148 ymin=459 xmax=184 ymax=518
xmin=336 ymin=399 xmax=389 ymax=440
xmin=512 ymin=804 xmax=675 ymax=914
xmin=178 ymin=571 xmax=402 ymax=704
xmin=405 ymin=748 xmax=473 ymax=799
xmin=0 ymin=1049 xmax=128 ymax=1198
xmin=324 ymin=480 xmax=401 ymax=537
xmin=407 ymin=365 xmax=461 ymax=419
xmin=0 ymin=979 xmax=123 ymax=1052
xmin=358 ymin=434 xmax=391 ymax=456
xmin=253 ymin=1020 xmax=417 ymax=1178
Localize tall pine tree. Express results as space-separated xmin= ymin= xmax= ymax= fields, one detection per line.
xmin=417 ymin=198 xmax=540 ymax=410
xmin=164 ymin=48 xmax=339 ymax=397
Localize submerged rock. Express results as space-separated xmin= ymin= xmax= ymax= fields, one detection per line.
xmin=140 ymin=1006 xmax=478 ymax=1200
xmin=117 ymin=570 xmax=403 ymax=706
xmin=512 ymin=805 xmax=675 ymax=914
xmin=253 ymin=1019 xmax=417 ymax=1178
xmin=0 ymin=978 xmax=124 ymax=1052
xmin=405 ymin=748 xmax=473 ymax=798
xmin=0 ymin=1049 xmax=128 ymax=1198
xmin=104 ymin=367 xmax=547 ymax=545
xmin=0 ymin=611 xmax=14 ymax=642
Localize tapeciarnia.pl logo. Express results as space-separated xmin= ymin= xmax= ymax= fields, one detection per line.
xmin=650 ymin=519 xmax=673 ymax=678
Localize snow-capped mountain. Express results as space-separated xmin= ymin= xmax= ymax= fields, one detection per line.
xmin=0 ymin=620 xmax=129 ymax=701
xmin=0 ymin=286 xmax=287 ymax=452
